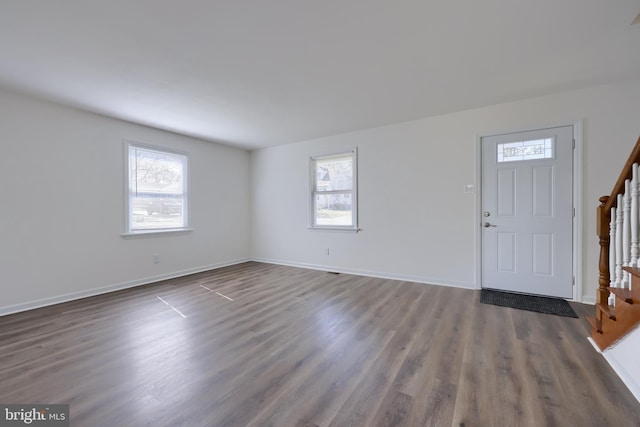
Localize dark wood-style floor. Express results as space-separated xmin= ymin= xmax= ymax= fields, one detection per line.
xmin=1 ymin=262 xmax=639 ymax=426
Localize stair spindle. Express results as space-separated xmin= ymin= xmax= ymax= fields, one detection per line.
xmin=615 ymin=193 xmax=624 ymax=296
xmin=623 ymin=179 xmax=631 ymax=288
xmin=610 ymin=207 xmax=617 ymax=288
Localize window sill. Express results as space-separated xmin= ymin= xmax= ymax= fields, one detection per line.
xmin=307 ymin=226 xmax=361 ymax=233
xmin=121 ymin=228 xmax=194 ymax=238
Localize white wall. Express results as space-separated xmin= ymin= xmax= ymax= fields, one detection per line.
xmin=0 ymin=88 xmax=251 ymax=314
xmin=3 ymin=77 xmax=640 ymax=313
xmin=251 ymin=77 xmax=640 ymax=301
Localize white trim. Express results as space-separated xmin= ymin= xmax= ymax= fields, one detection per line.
xmin=252 ymin=257 xmax=475 ymax=290
xmin=573 ymin=120 xmax=584 ymax=302
xmin=582 ymin=295 xmax=596 ymax=305
xmin=121 ymin=228 xmax=194 ymax=238
xmin=476 ymin=120 xmax=583 ymax=301
xmin=0 ymin=257 xmax=475 ymax=318
xmin=476 ymin=119 xmax=584 ymax=141
xmin=310 ymin=147 xmax=358 ymax=160
xmin=587 ymin=336 xmax=602 ymax=353
xmin=306 ymin=226 xmax=361 ymax=233
xmin=599 ymin=328 xmax=640 ymax=404
xmin=474 ymin=134 xmax=482 ymax=290
xmin=0 ymin=258 xmax=250 ymax=317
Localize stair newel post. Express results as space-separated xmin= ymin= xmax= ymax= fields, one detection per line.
xmin=622 ymin=179 xmax=631 ymax=288
xmin=597 ymin=195 xmax=611 ymax=324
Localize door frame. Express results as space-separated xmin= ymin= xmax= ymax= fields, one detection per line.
xmin=474 ymin=120 xmax=583 ymax=302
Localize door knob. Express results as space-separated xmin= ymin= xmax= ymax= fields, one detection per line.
xmin=483 ymin=222 xmax=497 ymax=228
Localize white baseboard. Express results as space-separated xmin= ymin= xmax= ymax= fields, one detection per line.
xmin=601 ymin=328 xmax=640 ymax=404
xmin=603 ymin=353 xmax=640 ymax=404
xmin=581 ymin=295 xmax=596 ymax=305
xmin=0 ymin=258 xmax=250 ymax=317
xmin=587 ymin=336 xmax=602 ymax=353
xmin=0 ymin=257 xmax=473 ymax=317
xmin=587 ymin=328 xmax=640 ymax=405
xmin=8 ymin=256 xmax=589 ymax=316
xmin=251 ymin=257 xmax=476 ymax=290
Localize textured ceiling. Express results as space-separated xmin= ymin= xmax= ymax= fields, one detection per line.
xmin=1 ymin=1 xmax=639 ymax=149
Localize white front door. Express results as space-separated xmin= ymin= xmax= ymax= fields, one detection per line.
xmin=481 ymin=126 xmax=573 ymax=298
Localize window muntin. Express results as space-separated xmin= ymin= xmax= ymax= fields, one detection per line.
xmin=310 ymin=149 xmax=358 ymax=229
xmin=497 ymin=138 xmax=553 ymax=163
xmin=126 ymin=143 xmax=189 ymax=233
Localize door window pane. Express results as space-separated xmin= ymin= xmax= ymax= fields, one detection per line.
xmin=497 ymin=138 xmax=553 ymax=162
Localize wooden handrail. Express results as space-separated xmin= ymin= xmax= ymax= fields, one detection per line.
xmin=596 ymin=136 xmax=640 ymax=322
xmin=603 ymin=136 xmax=640 ymax=212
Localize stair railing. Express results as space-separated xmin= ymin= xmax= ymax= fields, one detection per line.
xmin=592 ymin=136 xmax=640 ymax=347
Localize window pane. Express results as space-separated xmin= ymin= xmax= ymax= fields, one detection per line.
xmin=497 ymin=138 xmax=553 ymax=163
xmin=131 ymin=195 xmax=184 ymax=230
xmin=314 ymin=193 xmax=353 ymax=226
xmin=128 ymin=144 xmax=187 ymax=231
xmin=130 ymin=147 xmax=185 ymax=195
xmin=315 ymin=155 xmax=353 ymax=191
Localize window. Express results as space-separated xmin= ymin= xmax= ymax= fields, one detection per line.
xmin=497 ymin=138 xmax=554 ymax=163
xmin=310 ymin=148 xmax=358 ymax=230
xmin=125 ymin=142 xmax=189 ymax=234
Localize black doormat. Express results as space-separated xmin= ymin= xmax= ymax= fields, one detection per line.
xmin=480 ymin=289 xmax=578 ymax=318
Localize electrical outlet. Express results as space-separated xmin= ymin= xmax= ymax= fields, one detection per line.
xmin=153 ymin=254 xmax=160 ymax=264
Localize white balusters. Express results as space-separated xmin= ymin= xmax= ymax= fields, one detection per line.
xmin=607 ymin=163 xmax=640 ymax=307
xmin=611 ymin=194 xmax=625 ymax=307
xmin=610 ymin=206 xmax=617 ymax=307
xmin=615 ymin=193 xmax=624 ymax=290
xmin=623 ymin=179 xmax=631 ymax=288
xmin=631 ymin=164 xmax=639 ymax=271
xmin=610 ymin=206 xmax=617 ymax=286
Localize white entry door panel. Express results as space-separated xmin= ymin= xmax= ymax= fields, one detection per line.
xmin=481 ymin=126 xmax=573 ymax=298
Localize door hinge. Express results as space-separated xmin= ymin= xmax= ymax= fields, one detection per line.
xmin=573 ymin=207 xmax=576 ymax=217
xmin=572 ymin=138 xmax=576 ymax=149
xmin=572 ymin=276 xmax=575 ymax=286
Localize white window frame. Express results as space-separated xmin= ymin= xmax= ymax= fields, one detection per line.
xmin=122 ymin=140 xmax=192 ymax=237
xmin=309 ymin=147 xmax=359 ymax=231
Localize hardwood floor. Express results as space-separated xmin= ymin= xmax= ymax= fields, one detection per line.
xmin=1 ymin=262 xmax=639 ymax=426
